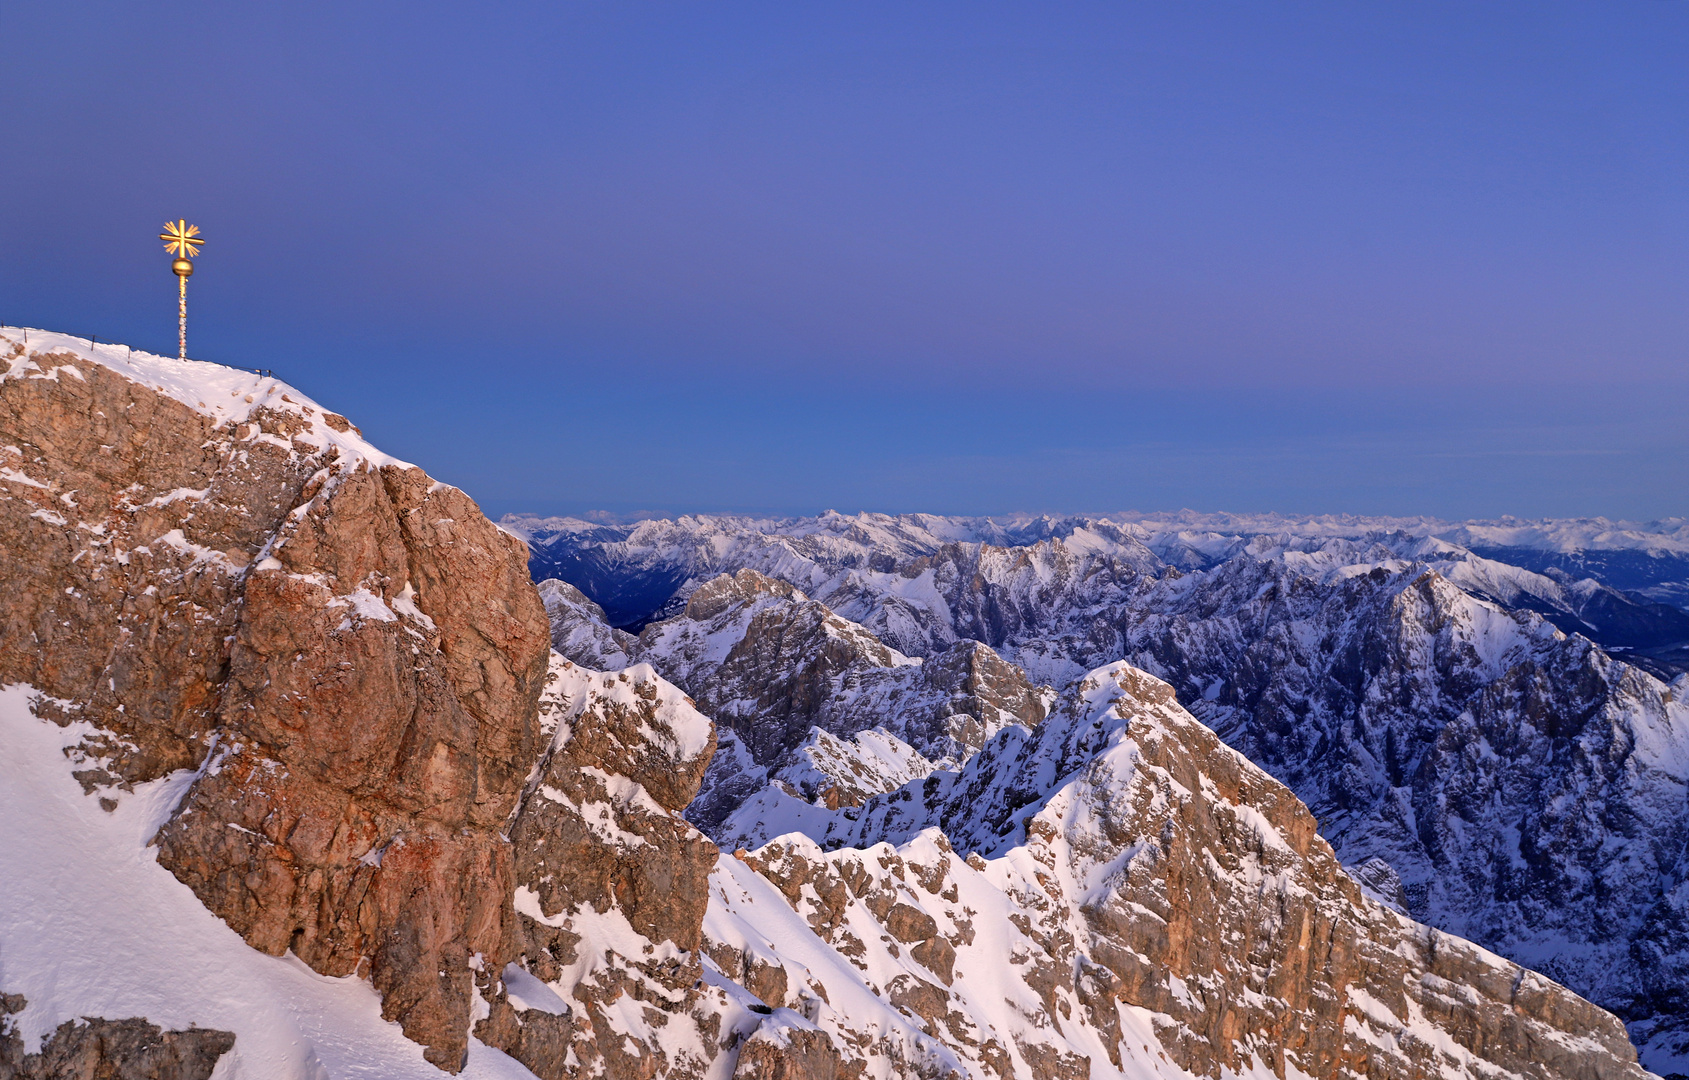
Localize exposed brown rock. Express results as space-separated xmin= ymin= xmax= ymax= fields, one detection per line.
xmin=884 ymin=902 xmax=939 ymax=944
xmin=0 ymin=994 xmax=234 ymax=1080
xmin=0 ymin=342 xmax=550 ymax=1070
xmin=737 ymin=663 xmax=1655 ymax=1080
xmin=475 ymin=657 xmax=723 ymax=1080
xmin=731 ymin=1026 xmax=860 ymax=1080
xmin=6 ymin=336 xmax=1661 ymax=1080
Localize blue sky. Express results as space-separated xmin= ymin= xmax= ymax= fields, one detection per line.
xmin=5 ymin=2 xmax=1687 ymax=520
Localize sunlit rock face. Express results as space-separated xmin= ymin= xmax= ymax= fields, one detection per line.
xmin=709 ymin=662 xmax=1654 ymax=1080
xmin=0 ymin=335 xmax=552 ymax=1070
xmin=0 ymin=333 xmax=1670 ymax=1079
xmin=517 ymin=509 xmax=1689 ymax=1071
xmin=473 ymin=656 xmax=727 ymax=1080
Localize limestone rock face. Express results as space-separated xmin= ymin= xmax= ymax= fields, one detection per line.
xmin=476 ymin=655 xmax=804 ymax=1080
xmin=6 ymin=335 xmax=1665 ymax=1080
xmin=0 ymin=335 xmax=550 ymax=1070
xmin=542 ymin=568 xmax=1052 ymax=837
xmin=730 ymin=1026 xmax=859 ymax=1080
xmin=474 ymin=656 xmax=716 ymax=1078
xmin=513 ymin=509 xmax=1689 ymax=1069
xmin=1 ymin=994 xmax=235 ymax=1080
xmin=509 ymin=658 xmax=718 ymax=955
xmin=723 ymin=663 xmax=1654 ymax=1080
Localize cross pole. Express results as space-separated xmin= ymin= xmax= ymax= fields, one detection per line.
xmin=159 ymin=220 xmax=204 ymax=360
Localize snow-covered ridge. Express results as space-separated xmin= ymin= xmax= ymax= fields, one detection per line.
xmin=715 ymin=661 xmax=1654 ymax=1080
xmin=0 ymin=328 xmax=413 ymax=473
xmin=506 ymin=507 xmax=1689 ymax=557
xmin=530 ymin=506 xmax=1689 ymax=1071
xmin=0 ymin=684 xmax=535 ymax=1080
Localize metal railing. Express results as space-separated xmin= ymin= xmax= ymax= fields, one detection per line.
xmin=0 ymin=324 xmax=279 ymax=380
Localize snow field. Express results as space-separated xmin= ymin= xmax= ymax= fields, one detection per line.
xmin=0 ymin=684 xmax=536 ymax=1080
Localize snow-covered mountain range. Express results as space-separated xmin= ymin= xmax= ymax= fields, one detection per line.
xmin=513 ymin=512 xmax=1689 ymax=674
xmin=510 ymin=510 xmax=1689 ymax=1075
xmin=0 ymin=329 xmax=1672 ymax=1080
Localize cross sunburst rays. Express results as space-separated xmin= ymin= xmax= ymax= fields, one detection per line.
xmin=160 ymin=219 xmax=204 ymax=259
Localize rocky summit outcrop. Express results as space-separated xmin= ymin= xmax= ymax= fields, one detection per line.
xmin=0 ymin=333 xmax=550 ymax=1070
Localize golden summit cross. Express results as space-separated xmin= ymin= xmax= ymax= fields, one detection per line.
xmin=160 ymin=220 xmax=204 ymax=360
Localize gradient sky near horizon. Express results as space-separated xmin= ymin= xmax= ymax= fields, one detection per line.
xmin=5 ymin=2 xmax=1688 ymax=521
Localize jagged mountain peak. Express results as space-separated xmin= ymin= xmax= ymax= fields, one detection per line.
xmin=2 ymin=330 xmax=1672 ymax=1080
xmin=725 ymin=659 xmax=1655 ymax=1080
xmin=517 ymin=506 xmax=1689 ymax=1071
